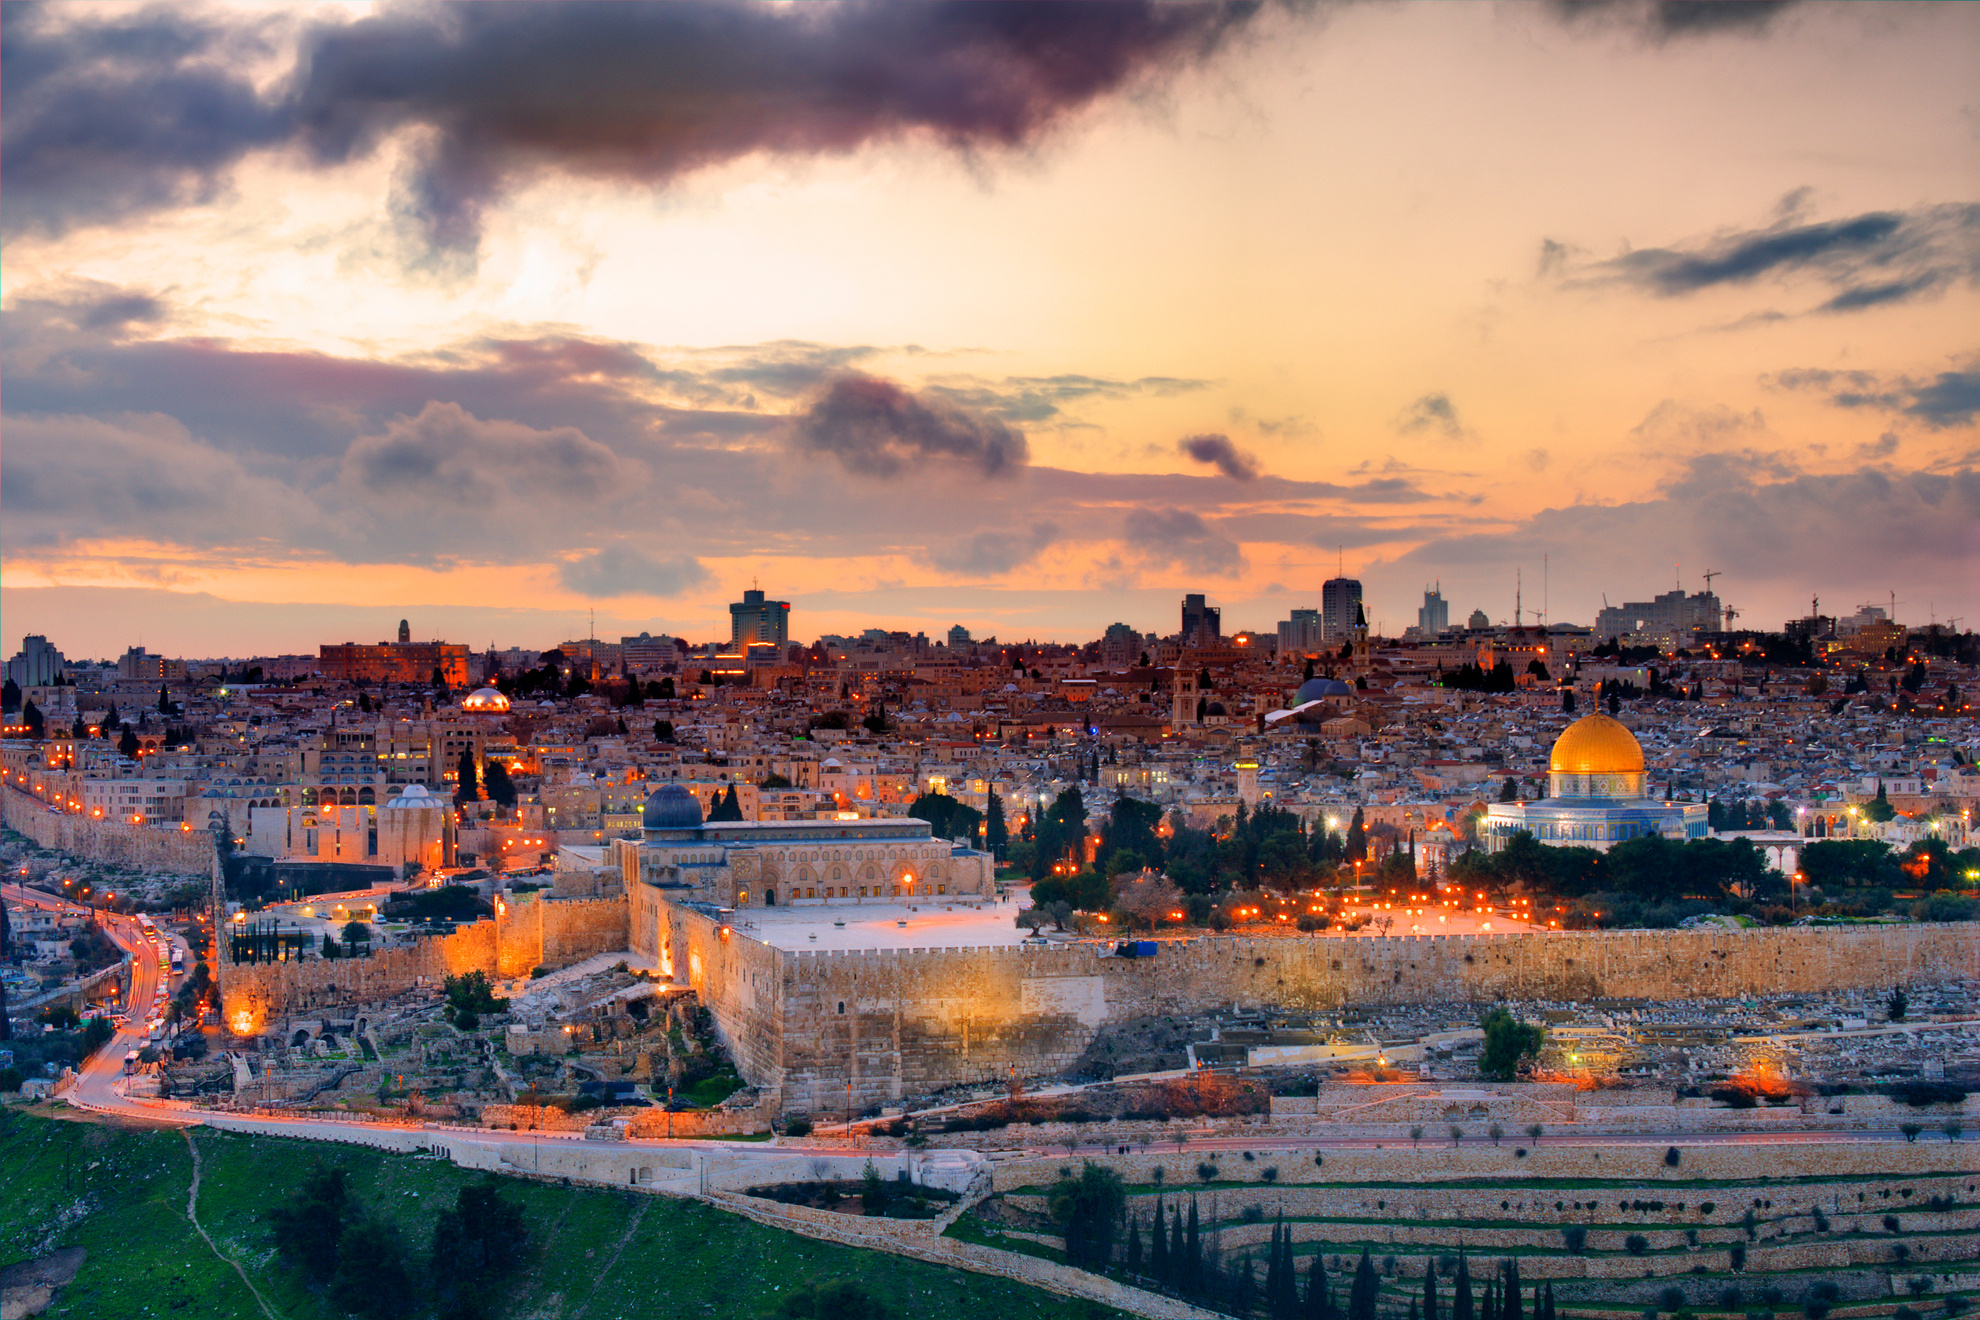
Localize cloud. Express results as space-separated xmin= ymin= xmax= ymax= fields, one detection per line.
xmin=343 ymin=401 xmax=623 ymax=505
xmin=557 ymin=544 xmax=708 ymax=598
xmin=929 ymin=521 xmax=1061 ymax=577
xmin=1573 ymin=202 xmax=1980 ymax=312
xmin=4 ymin=1 xmax=1262 ymax=260
xmin=1178 ymin=433 xmax=1260 ymax=481
xmin=1394 ymin=461 xmax=1979 ymax=613
xmin=792 ymin=374 xmax=1027 ymax=479
xmin=1122 ymin=506 xmax=1245 ymax=576
xmin=1550 ymin=0 xmax=1802 ymax=41
xmin=0 ymin=411 xmax=324 ymax=553
xmin=1395 ymin=392 xmax=1471 ymax=441
xmin=1769 ymin=365 xmax=1980 ymax=430
xmin=1853 ymin=432 xmax=1900 ymax=462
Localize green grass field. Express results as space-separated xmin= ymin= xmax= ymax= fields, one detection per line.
xmin=0 ymin=1107 xmax=1122 ymax=1320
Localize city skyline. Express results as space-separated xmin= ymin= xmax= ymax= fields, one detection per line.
xmin=4 ymin=1 xmax=1977 ymax=656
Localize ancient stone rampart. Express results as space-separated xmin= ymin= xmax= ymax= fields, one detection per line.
xmin=221 ymin=894 xmax=628 ymax=1026
xmin=743 ymin=924 xmax=1976 ymax=1112
xmin=3 ymin=785 xmax=214 ymax=872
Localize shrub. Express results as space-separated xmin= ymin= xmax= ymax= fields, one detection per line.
xmin=1260 ymin=1167 xmax=1279 ymax=1183
xmin=784 ymin=1117 xmax=813 ymax=1138
xmin=1665 ymin=1146 xmax=1682 ymax=1167
xmin=1809 ymin=1284 xmax=1841 ymax=1303
xmin=1905 ymin=1277 xmax=1930 ymax=1296
xmin=1812 ymin=1208 xmax=1830 ymax=1232
xmin=1625 ymin=1234 xmax=1649 ymax=1256
xmin=1241 ymin=1204 xmax=1265 ymax=1224
xmin=1698 ymin=1202 xmax=1716 ymax=1214
xmin=1197 ymin=1162 xmax=1219 ymax=1183
xmin=1661 ymin=1287 xmax=1687 ymax=1311
xmin=1894 ymin=1308 xmax=1917 ymax=1320
xmin=1943 ymin=1299 xmax=1968 ymax=1317
xmin=1803 ymin=1303 xmax=1829 ymax=1320
xmin=1728 ymin=1244 xmax=1746 ymax=1272
xmin=1883 ymin=1215 xmax=1901 ymax=1233
xmin=1561 ymin=1226 xmax=1588 ymax=1254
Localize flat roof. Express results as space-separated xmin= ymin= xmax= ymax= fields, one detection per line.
xmin=730 ymin=897 xmax=1032 ymax=952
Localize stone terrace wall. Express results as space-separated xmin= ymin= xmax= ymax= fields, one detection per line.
xmin=3 ymin=785 xmax=214 ymax=872
xmin=762 ymin=924 xmax=1976 ymax=1112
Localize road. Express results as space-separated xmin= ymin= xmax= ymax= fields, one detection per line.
xmin=7 ymin=882 xmax=182 ymax=1119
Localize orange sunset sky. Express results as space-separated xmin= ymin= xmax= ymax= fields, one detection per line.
xmin=3 ymin=0 xmax=1975 ymax=657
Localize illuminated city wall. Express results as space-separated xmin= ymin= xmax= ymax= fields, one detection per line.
xmin=724 ymin=923 xmax=1976 ymax=1113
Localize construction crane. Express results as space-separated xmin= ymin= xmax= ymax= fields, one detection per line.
xmin=1701 ymin=569 xmax=1721 ymax=596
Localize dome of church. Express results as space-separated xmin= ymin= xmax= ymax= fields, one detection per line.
xmin=1549 ymin=713 xmax=1644 ymax=775
xmin=1204 ymin=701 xmax=1227 ymax=717
xmin=643 ymin=783 xmax=703 ymax=829
xmin=384 ymin=784 xmax=440 ymax=809
xmin=461 ymin=686 xmax=511 ymax=713
xmin=1295 ymin=677 xmax=1352 ymax=704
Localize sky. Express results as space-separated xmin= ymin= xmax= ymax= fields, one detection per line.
xmin=3 ymin=0 xmax=1976 ymax=660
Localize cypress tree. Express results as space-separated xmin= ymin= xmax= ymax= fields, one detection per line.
xmin=1350 ymin=1247 xmax=1379 ymax=1320
xmin=1410 ymin=1300 xmax=1422 ymax=1320
xmin=1543 ymin=1283 xmax=1556 ymax=1320
xmin=1127 ymin=1214 xmax=1143 ymax=1273
xmin=1150 ymin=1196 xmax=1168 ymax=1282
xmin=1304 ymin=1250 xmax=1331 ymax=1320
xmin=1454 ymin=1256 xmax=1474 ymax=1320
xmin=1277 ymin=1224 xmax=1301 ymax=1320
xmin=1233 ymin=1253 xmax=1256 ymax=1319
xmin=1171 ymin=1206 xmax=1186 ymax=1290
xmin=1266 ymin=1223 xmax=1285 ymax=1319
xmin=1186 ymin=1197 xmax=1202 ymax=1293
xmin=1483 ymin=1279 xmax=1498 ymax=1320
xmin=1424 ymin=1261 xmax=1440 ymax=1320
xmin=1504 ymin=1258 xmax=1522 ymax=1320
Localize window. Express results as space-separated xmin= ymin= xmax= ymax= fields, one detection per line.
xmin=837 ymin=1002 xmax=845 ymax=1014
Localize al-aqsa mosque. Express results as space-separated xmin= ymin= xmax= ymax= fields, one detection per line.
xmin=1484 ymin=712 xmax=1708 ymax=852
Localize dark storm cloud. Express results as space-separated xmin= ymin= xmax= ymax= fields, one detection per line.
xmin=557 ymin=545 xmax=709 ymax=599
xmin=1579 ymin=202 xmax=1980 ymax=310
xmin=792 ymin=374 xmax=1028 ymax=479
xmin=1179 ymin=433 xmax=1261 ymax=481
xmin=1770 ymin=366 xmax=1980 ymax=430
xmin=4 ymin=1 xmax=1262 ymax=256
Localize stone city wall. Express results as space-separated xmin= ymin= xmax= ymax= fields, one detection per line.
xmin=750 ymin=923 xmax=1976 ymax=1112
xmin=222 ymin=895 xmax=628 ymax=1025
xmin=3 ymin=785 xmax=215 ymax=872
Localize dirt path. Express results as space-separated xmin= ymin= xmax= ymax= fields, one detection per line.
xmin=568 ymin=1198 xmax=649 ymax=1320
xmin=183 ymin=1130 xmax=281 ymax=1320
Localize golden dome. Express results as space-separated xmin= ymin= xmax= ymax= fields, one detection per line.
xmin=1549 ymin=713 xmax=1644 ymax=775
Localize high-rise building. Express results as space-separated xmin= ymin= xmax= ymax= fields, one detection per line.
xmin=1417 ymin=584 xmax=1449 ymax=636
xmin=1277 ymin=609 xmax=1323 ymax=655
xmin=1320 ymin=577 xmax=1362 ymax=644
xmin=1467 ymin=609 xmax=1491 ymax=631
xmin=398 ymin=618 xmax=411 ymax=645
xmin=729 ymin=589 xmax=791 ymax=650
xmin=1180 ymin=594 xmax=1221 ymax=647
xmin=947 ymin=624 xmax=972 ymax=649
xmin=6 ymin=635 xmax=66 ymax=688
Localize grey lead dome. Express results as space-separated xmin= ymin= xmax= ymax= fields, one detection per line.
xmin=642 ymin=783 xmax=703 ymax=829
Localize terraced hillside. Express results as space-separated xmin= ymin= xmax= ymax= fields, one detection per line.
xmin=957 ymin=1142 xmax=1977 ymax=1318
